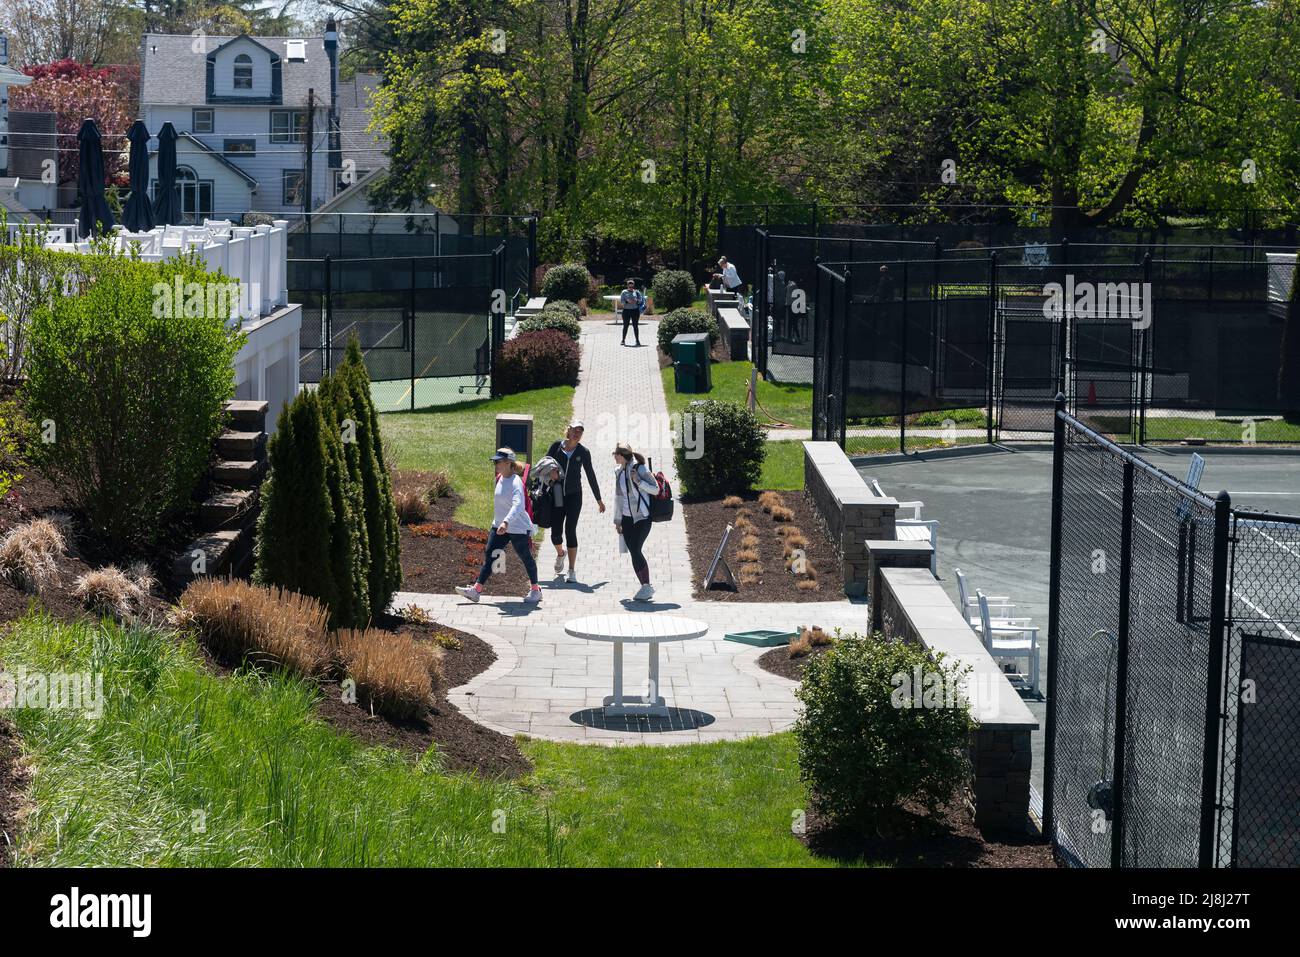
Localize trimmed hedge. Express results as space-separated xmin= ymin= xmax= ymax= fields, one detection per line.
xmin=652 ymin=269 xmax=696 ymax=312
xmin=495 ymin=329 xmax=580 ymax=395
xmin=517 ymin=310 xmax=581 ymax=340
xmin=656 ymin=307 xmax=718 ymax=354
xmin=673 ymin=399 xmax=765 ymax=497
xmin=541 ymin=299 xmax=581 ymax=319
xmin=794 ymin=634 xmax=974 ymax=826
xmin=540 ymin=262 xmax=592 ymax=303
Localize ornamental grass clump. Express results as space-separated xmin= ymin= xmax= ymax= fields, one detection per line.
xmin=335 ymin=627 xmax=440 ymax=721
xmin=180 ymin=578 xmax=333 ymax=678
xmin=0 ymin=515 xmax=70 ymax=593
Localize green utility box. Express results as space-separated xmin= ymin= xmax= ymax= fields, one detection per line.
xmin=671 ymin=332 xmax=712 ymax=393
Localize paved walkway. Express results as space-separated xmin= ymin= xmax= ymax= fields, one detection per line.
xmin=396 ymin=315 xmax=870 ymax=744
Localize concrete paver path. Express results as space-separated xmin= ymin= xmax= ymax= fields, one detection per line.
xmin=394 ymin=316 xmax=869 ymax=744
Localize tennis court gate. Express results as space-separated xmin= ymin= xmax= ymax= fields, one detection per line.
xmin=291 ymin=244 xmax=506 ymax=408
xmin=1043 ymin=399 xmax=1300 ymax=867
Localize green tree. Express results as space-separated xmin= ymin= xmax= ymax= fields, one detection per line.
xmin=339 ymin=336 xmax=402 ymax=615
xmin=317 ymin=368 xmax=373 ymax=626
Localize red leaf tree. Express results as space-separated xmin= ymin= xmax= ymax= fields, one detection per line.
xmin=11 ymin=61 xmax=135 ymax=187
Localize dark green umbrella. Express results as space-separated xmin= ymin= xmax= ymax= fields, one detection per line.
xmin=152 ymin=121 xmax=183 ymax=226
xmin=121 ymin=120 xmax=155 ymax=232
xmin=76 ymin=118 xmax=115 ymax=238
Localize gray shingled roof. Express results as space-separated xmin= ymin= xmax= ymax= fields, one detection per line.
xmin=140 ymin=33 xmax=333 ymax=108
xmin=336 ymin=73 xmax=389 ymax=171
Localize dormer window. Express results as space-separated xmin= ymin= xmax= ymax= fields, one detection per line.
xmin=233 ymin=53 xmax=253 ymax=90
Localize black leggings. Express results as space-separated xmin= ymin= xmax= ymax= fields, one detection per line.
xmin=550 ymin=494 xmax=582 ymax=548
xmin=621 ymin=308 xmax=640 ymax=344
xmin=620 ymin=515 xmax=652 ymax=584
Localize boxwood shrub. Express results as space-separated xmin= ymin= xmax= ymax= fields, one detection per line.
xmin=540 ymin=299 xmax=581 ymax=319
xmin=673 ymin=399 xmax=764 ymax=497
xmin=517 ymin=309 xmax=581 ymax=340
xmin=495 ymin=329 xmax=580 ymax=394
xmin=540 ymin=262 xmax=592 ymax=303
xmin=794 ymin=634 xmax=974 ymax=826
xmin=656 ymin=307 xmax=718 ymax=354
xmin=652 ymin=269 xmax=696 ymax=312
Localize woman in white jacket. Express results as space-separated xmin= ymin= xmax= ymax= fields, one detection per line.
xmin=611 ymin=441 xmax=661 ymax=601
xmin=457 ymin=448 xmax=542 ymax=604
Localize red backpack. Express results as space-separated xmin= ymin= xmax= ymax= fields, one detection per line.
xmin=645 ymin=457 xmax=674 ymax=522
xmin=519 ymin=463 xmax=535 ymax=523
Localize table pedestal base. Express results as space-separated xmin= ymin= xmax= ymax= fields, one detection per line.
xmin=604 ymin=639 xmax=668 ymax=718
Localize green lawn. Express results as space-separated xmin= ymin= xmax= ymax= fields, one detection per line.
xmin=380 ymin=386 xmax=575 ymax=526
xmin=1087 ymin=413 xmax=1300 ymax=444
xmin=1 ymin=613 xmax=862 ymax=868
xmin=660 ymin=361 xmax=812 ymax=429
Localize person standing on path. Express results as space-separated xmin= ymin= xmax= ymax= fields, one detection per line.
xmin=456 ymin=448 xmax=542 ymax=604
xmin=618 ymin=278 xmax=646 ymax=346
xmin=545 ymin=421 xmax=605 ymax=583
xmin=611 ymin=441 xmax=661 ymax=602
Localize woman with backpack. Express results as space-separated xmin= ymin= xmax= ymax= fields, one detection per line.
xmin=618 ymin=278 xmax=646 ymax=347
xmin=545 ymin=421 xmax=604 ymax=584
xmin=611 ymin=441 xmax=662 ymax=602
xmin=456 ymin=448 xmax=543 ymax=605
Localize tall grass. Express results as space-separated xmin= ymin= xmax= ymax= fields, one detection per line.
xmin=2 ymin=614 xmax=564 ymax=867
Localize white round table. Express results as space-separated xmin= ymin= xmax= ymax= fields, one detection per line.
xmin=565 ymin=614 xmax=708 ymax=717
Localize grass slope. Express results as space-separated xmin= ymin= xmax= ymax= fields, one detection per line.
xmin=2 ymin=613 xmax=861 ymax=868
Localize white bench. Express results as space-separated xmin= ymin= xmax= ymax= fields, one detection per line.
xmin=716 ymin=306 xmax=750 ymax=361
xmin=869 ymin=478 xmax=939 ymax=576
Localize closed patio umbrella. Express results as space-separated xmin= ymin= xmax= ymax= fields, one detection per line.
xmin=76 ymin=118 xmax=115 ymax=238
xmin=152 ymin=121 xmax=183 ymax=226
xmin=121 ymin=120 xmax=155 ymax=233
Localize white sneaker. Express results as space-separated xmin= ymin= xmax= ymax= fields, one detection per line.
xmin=554 ymin=550 xmax=567 ymax=574
xmin=524 ymin=588 xmax=543 ymax=604
xmin=633 ymin=584 xmax=655 ymax=602
xmin=564 ymin=570 xmax=577 ymax=584
xmin=456 ymin=584 xmax=481 ymax=603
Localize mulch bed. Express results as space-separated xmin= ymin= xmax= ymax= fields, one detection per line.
xmin=757 ymin=642 xmax=833 ymax=681
xmin=682 ymin=489 xmax=839 ymax=602
xmin=0 ymin=717 xmax=26 ymax=868
xmin=394 ymin=472 xmax=534 ymax=597
xmin=312 ymin=613 xmax=531 ymax=779
xmin=799 ymin=800 xmax=1057 ymax=867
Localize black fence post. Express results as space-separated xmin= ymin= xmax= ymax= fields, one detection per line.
xmin=1199 ymin=490 xmax=1232 ymax=868
xmin=409 ymin=256 xmax=417 ymax=411
xmin=527 ymin=215 xmax=538 ymax=295
xmin=840 ymin=267 xmax=851 ymax=449
xmin=1139 ymin=251 xmax=1152 ymax=444
xmin=1042 ymin=392 xmax=1068 ymax=845
xmin=986 ymin=251 xmax=997 ymax=444
xmin=900 ymin=259 xmax=909 ymax=454
xmin=323 ymin=253 xmax=332 ymax=374
xmin=812 ymin=264 xmax=822 ymax=441
xmin=1058 ymin=238 xmax=1070 ymax=396
xmin=1111 ymin=458 xmax=1136 ymax=868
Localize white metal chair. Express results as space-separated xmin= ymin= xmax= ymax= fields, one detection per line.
xmin=975 ymin=591 xmax=1040 ymax=695
xmin=870 ymin=478 xmax=940 ymax=576
xmin=954 ymin=568 xmax=1029 ymax=626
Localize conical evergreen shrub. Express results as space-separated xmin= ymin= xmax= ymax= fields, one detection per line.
xmin=340 ymin=335 xmax=402 ymax=613
xmin=317 ymin=369 xmax=372 ymax=626
xmin=254 ymin=390 xmax=340 ymax=614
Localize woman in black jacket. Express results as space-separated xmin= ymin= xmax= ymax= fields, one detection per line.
xmin=546 ymin=421 xmax=605 ymax=583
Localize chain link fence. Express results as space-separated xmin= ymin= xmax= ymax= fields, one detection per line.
xmin=1044 ymin=401 xmax=1300 ymax=867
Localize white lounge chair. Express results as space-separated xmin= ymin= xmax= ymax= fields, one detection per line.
xmin=870 ymin=478 xmax=939 ymax=576
xmin=975 ymin=591 xmax=1040 ymax=695
xmin=954 ymin=568 xmax=1030 ymax=626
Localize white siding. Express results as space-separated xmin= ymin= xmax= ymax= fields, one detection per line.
xmin=210 ymin=39 xmax=275 ymax=99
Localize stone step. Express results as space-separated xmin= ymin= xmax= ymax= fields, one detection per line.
xmin=198 ymin=488 xmax=258 ymax=531
xmin=224 ymin=399 xmax=269 ymax=432
xmin=216 ymin=429 xmax=265 ymax=460
xmin=173 ymin=528 xmax=243 ymax=586
xmin=211 ymin=459 xmax=264 ymax=489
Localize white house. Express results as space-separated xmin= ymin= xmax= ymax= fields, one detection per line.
xmin=0 ymin=54 xmax=33 ymax=178
xmin=139 ymin=20 xmax=348 ymax=222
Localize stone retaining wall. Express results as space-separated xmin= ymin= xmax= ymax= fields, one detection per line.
xmin=803 ymin=441 xmax=898 ymax=596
